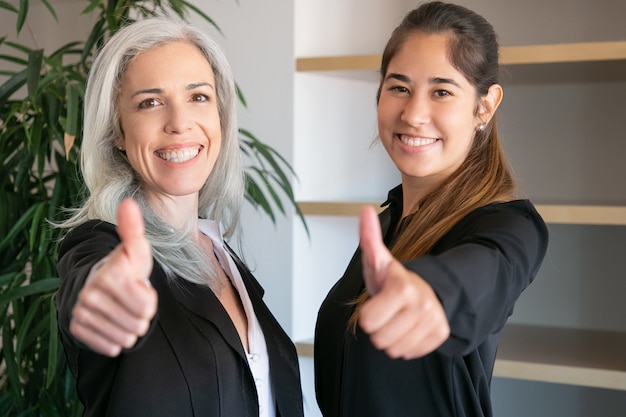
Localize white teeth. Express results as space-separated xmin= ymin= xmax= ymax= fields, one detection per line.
xmin=400 ymin=135 xmax=437 ymax=147
xmin=157 ymin=147 xmax=200 ymax=162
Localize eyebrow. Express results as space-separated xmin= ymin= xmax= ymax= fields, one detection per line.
xmin=130 ymin=82 xmax=215 ymax=98
xmin=384 ymin=73 xmax=462 ymax=89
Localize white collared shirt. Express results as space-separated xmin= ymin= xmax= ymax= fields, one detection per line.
xmin=198 ymin=219 xmax=276 ymax=417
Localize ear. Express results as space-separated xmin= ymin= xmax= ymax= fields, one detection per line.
xmin=114 ymin=136 xmax=126 ymax=151
xmin=477 ymin=83 xmax=503 ymax=125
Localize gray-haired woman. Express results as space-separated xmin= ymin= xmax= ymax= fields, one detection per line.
xmin=55 ymin=17 xmax=303 ymax=417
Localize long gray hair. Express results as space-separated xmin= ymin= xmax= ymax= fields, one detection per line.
xmin=58 ymin=17 xmax=244 ymax=287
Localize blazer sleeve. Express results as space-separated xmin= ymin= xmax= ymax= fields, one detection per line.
xmin=56 ymin=221 xmax=121 ymax=348
xmin=56 ymin=220 xmax=158 ymax=356
xmin=403 ymin=202 xmax=548 ymax=356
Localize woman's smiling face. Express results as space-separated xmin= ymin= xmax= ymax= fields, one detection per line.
xmin=377 ymin=31 xmax=484 ymax=189
xmin=117 ymin=40 xmax=221 ymax=205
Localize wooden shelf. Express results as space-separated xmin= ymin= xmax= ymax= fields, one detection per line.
xmin=501 ymin=41 xmax=626 ymax=65
xmin=297 ymin=201 xmax=377 ymax=217
xmin=295 ymin=324 xmax=626 ymax=391
xmin=296 ymin=41 xmax=626 ymax=72
xmin=494 ymin=325 xmax=626 ymax=390
xmin=296 ymin=202 xmax=626 ymax=226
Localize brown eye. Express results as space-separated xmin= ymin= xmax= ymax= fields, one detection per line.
xmin=387 ymin=85 xmax=410 ymax=94
xmin=138 ymin=98 xmax=160 ymax=109
xmin=191 ymin=94 xmax=209 ymax=102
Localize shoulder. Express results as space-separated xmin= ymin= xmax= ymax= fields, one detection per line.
xmin=441 ymin=199 xmax=549 ymax=261
xmin=58 ymin=219 xmax=120 ymax=259
xmin=459 ymin=200 xmax=546 ymax=235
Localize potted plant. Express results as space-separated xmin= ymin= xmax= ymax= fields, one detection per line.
xmin=0 ymin=1 xmax=304 ymax=415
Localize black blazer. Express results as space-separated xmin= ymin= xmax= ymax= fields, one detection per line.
xmin=56 ymin=220 xmax=303 ymax=417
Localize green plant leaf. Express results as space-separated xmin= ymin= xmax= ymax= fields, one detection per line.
xmin=0 ymin=53 xmax=28 ymax=66
xmin=0 ymin=278 xmax=26 ymax=327
xmin=240 ymin=128 xmax=297 ymax=175
xmin=168 ymin=0 xmax=186 ymax=17
xmin=235 ymin=82 xmax=247 ymax=108
xmin=0 ymin=1 xmax=18 ymax=13
xmin=15 ymin=295 xmax=44 ymax=365
xmin=0 ymin=203 xmax=37 ymax=252
xmin=16 ymin=0 xmax=29 ymax=34
xmin=36 ymin=219 xmax=52 ymax=264
xmin=0 ymin=271 xmax=22 ymax=288
xmin=0 ymin=278 xmax=60 ymax=305
xmin=39 ymin=0 xmax=58 ymax=21
xmin=48 ymin=172 xmax=64 ymax=220
xmin=81 ymin=0 xmax=100 ymax=15
xmin=49 ymin=41 xmax=83 ymax=60
xmin=30 ymin=114 xmax=44 ymax=169
xmin=245 ymin=175 xmax=275 ymax=222
xmin=0 ymin=68 xmax=27 ymax=108
xmin=2 ymin=315 xmax=21 ymax=403
xmin=27 ymin=49 xmax=44 ymax=100
xmin=47 ymin=297 xmax=59 ymax=387
xmin=249 ymin=166 xmax=285 ymax=214
xmin=44 ymin=91 xmax=60 ymax=128
xmin=65 ymin=82 xmax=81 ymax=137
xmin=29 ymin=203 xmax=47 ymax=252
xmin=81 ymin=19 xmax=105 ymax=63
xmin=5 ymin=40 xmax=34 ymax=55
xmin=21 ymin=306 xmax=52 ymax=351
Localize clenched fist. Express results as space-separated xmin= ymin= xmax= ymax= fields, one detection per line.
xmin=358 ymin=205 xmax=450 ymax=360
xmin=70 ymin=199 xmax=158 ymax=357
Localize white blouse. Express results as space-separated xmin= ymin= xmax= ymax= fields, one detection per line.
xmin=199 ymin=219 xmax=276 ymax=417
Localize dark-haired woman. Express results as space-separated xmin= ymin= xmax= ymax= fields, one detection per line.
xmin=314 ymin=2 xmax=548 ymax=416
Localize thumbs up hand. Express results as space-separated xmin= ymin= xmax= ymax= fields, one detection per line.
xmin=70 ymin=199 xmax=158 ymax=357
xmin=358 ymin=205 xmax=450 ymax=360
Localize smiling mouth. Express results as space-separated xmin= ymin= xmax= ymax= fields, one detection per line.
xmin=156 ymin=146 xmax=202 ymax=163
xmin=399 ymin=135 xmax=438 ymax=147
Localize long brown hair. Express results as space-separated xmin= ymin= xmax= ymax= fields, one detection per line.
xmin=350 ymin=1 xmax=516 ymax=327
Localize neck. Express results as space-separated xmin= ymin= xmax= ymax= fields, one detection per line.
xmin=147 ymin=193 xmax=199 ymax=231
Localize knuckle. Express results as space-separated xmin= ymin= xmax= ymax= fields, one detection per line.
xmin=122 ymin=334 xmax=138 ymax=349
xmin=71 ymin=304 xmax=91 ymax=325
xmin=106 ymin=345 xmax=122 ymax=357
xmin=69 ymin=320 xmax=83 ymax=337
xmin=136 ymin=319 xmax=151 ymax=337
xmin=437 ymin=323 xmax=451 ymax=340
xmin=368 ymin=332 xmax=384 ymax=349
xmin=79 ymin=289 xmax=101 ymax=308
xmin=387 ymin=347 xmax=401 ymax=359
xmin=398 ymin=282 xmax=419 ymax=301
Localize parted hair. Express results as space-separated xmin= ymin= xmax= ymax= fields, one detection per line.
xmin=351 ymin=1 xmax=516 ymax=324
xmin=58 ymin=17 xmax=244 ymax=287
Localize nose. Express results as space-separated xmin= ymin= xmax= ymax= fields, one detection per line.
xmin=164 ymin=103 xmax=193 ymax=134
xmin=400 ymin=94 xmax=430 ymax=126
